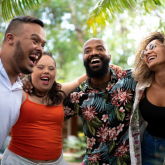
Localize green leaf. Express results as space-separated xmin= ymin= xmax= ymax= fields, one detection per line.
xmin=87 ymin=120 xmax=95 ymax=136
xmin=104 ymin=92 xmax=109 ymax=101
xmin=79 ymin=82 xmax=85 ymax=91
xmin=1 ymin=0 xmax=48 ymax=22
xmin=88 ymin=161 xmax=93 ymax=165
xmin=109 ymin=140 xmax=116 ymax=154
xmin=86 ymin=0 xmax=165 ymax=34
xmin=125 ymin=102 xmax=133 ymax=112
xmin=117 ymin=157 xmax=123 ymax=165
xmin=74 ymin=102 xmax=79 ymax=114
xmin=122 ymin=154 xmax=130 ymax=163
xmin=91 ymin=119 xmax=102 ymax=128
xmin=86 ymin=148 xmax=91 ymax=154
xmin=117 ymin=156 xmax=128 ymax=165
xmin=115 ymin=106 xmax=125 ymax=121
xmin=93 ymin=117 xmax=102 ymax=124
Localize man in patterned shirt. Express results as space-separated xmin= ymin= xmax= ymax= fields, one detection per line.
xmin=63 ymin=38 xmax=137 ymax=165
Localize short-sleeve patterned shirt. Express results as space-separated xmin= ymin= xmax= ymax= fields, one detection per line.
xmin=63 ymin=68 xmax=137 ymax=165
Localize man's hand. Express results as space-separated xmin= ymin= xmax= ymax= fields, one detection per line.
xmin=22 ymin=77 xmax=33 ymax=93
xmin=110 ymin=64 xmax=122 ymax=73
xmin=18 ymin=73 xmax=25 ymax=80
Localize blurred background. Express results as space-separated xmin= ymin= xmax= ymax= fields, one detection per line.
xmin=0 ymin=0 xmax=165 ymax=163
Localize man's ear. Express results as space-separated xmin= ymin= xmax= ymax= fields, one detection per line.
xmin=6 ymin=33 xmax=14 ymax=44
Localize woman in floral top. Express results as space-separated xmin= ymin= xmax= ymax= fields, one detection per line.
xmin=130 ymin=31 xmax=165 ymax=165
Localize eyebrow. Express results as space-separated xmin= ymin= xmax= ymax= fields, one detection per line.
xmin=31 ymin=34 xmax=47 ymax=44
xmin=84 ymin=45 xmax=105 ymax=51
xmin=37 ymin=64 xmax=55 ymax=67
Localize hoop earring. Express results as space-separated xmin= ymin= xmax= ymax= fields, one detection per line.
xmin=140 ymin=51 xmax=145 ymax=59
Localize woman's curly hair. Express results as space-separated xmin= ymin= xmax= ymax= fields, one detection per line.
xmin=133 ymin=31 xmax=165 ymax=84
xmin=29 ymin=52 xmax=66 ymax=106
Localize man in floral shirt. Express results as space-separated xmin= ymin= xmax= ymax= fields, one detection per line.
xmin=63 ymin=38 xmax=137 ymax=165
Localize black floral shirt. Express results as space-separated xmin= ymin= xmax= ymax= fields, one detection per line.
xmin=63 ymin=69 xmax=136 ymax=165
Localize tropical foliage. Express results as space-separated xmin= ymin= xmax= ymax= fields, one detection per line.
xmin=0 ymin=0 xmax=47 ymax=21
xmin=1 ymin=0 xmax=165 ymax=34
xmin=0 ymin=0 xmax=165 ymax=82
xmin=87 ymin=0 xmax=165 ymax=34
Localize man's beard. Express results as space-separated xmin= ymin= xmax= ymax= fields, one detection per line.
xmin=13 ymin=41 xmax=32 ymax=74
xmin=84 ymin=55 xmax=110 ymax=78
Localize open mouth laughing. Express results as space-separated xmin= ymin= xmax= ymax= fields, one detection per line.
xmin=89 ymin=57 xmax=102 ymax=68
xmin=40 ymin=76 xmax=50 ymax=85
xmin=147 ymin=55 xmax=157 ymax=63
xmin=29 ymin=54 xmax=40 ymax=66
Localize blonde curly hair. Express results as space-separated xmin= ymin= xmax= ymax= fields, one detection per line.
xmin=133 ymin=31 xmax=165 ymax=84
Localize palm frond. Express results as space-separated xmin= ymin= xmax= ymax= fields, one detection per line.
xmin=86 ymin=0 xmax=165 ymax=35
xmin=92 ymin=142 xmax=109 ymax=160
xmin=0 ymin=0 xmax=48 ymax=22
xmin=93 ymin=92 xmax=107 ymax=112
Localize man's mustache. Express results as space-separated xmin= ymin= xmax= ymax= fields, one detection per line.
xmin=87 ymin=55 xmax=104 ymax=63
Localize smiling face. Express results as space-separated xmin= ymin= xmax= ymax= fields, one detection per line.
xmin=144 ymin=39 xmax=165 ymax=71
xmin=31 ymin=55 xmax=56 ymax=93
xmin=83 ymin=38 xmax=111 ymax=78
xmin=11 ymin=23 xmax=46 ymax=74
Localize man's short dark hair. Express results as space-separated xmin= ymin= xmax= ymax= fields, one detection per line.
xmin=3 ymin=16 xmax=44 ymax=41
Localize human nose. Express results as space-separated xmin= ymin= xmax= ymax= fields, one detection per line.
xmin=145 ymin=48 xmax=153 ymax=57
xmin=35 ymin=44 xmax=43 ymax=57
xmin=43 ymin=68 xmax=49 ymax=74
xmin=35 ymin=43 xmax=43 ymax=52
xmin=90 ymin=49 xmax=99 ymax=56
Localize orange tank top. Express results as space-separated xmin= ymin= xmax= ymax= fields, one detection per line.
xmin=8 ymin=93 xmax=64 ymax=160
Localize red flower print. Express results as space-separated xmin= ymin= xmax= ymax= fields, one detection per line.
xmin=96 ymin=125 xmax=109 ymax=142
xmin=117 ymin=123 xmax=124 ymax=134
xmin=82 ymin=105 xmax=97 ymax=121
xmin=114 ymin=141 xmax=129 ymax=157
xmin=87 ymin=137 xmax=96 ymax=149
xmin=88 ymin=153 xmax=101 ymax=164
xmin=101 ymin=114 xmax=108 ymax=122
xmin=111 ymin=89 xmax=132 ymax=106
xmin=108 ymin=127 xmax=117 ymax=141
xmin=106 ymin=84 xmax=113 ymax=91
xmin=70 ymin=91 xmax=83 ymax=103
xmin=119 ymin=107 xmax=125 ymax=113
xmin=64 ymin=106 xmax=76 ymax=117
xmin=116 ymin=70 xmax=127 ymax=79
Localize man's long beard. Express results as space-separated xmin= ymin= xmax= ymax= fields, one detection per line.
xmin=84 ymin=56 xmax=110 ymax=78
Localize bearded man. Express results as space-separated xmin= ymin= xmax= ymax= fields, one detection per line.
xmin=64 ymin=38 xmax=136 ymax=165
xmin=0 ymin=16 xmax=46 ymax=148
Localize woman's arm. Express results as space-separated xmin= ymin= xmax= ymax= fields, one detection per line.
xmin=61 ymin=74 xmax=87 ymax=96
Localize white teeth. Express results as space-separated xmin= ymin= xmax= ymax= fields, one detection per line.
xmin=148 ymin=56 xmax=156 ymax=62
xmin=41 ymin=78 xmax=48 ymax=80
xmin=29 ymin=55 xmax=39 ymax=60
xmin=91 ymin=59 xmax=100 ymax=63
xmin=30 ymin=55 xmax=35 ymax=57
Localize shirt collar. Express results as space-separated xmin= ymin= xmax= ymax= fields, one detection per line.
xmin=136 ymin=81 xmax=151 ymax=91
xmin=0 ymin=58 xmax=23 ymax=90
xmin=83 ymin=68 xmax=118 ymax=91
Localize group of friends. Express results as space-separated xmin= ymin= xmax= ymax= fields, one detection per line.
xmin=0 ymin=15 xmax=165 ymax=165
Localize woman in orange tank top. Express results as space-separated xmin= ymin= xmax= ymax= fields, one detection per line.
xmin=1 ymin=52 xmax=87 ymax=165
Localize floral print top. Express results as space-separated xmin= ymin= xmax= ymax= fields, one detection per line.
xmin=129 ymin=81 xmax=150 ymax=165
xmin=63 ymin=69 xmax=137 ymax=165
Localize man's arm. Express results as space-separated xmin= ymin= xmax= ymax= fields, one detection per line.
xmin=22 ymin=74 xmax=87 ymax=95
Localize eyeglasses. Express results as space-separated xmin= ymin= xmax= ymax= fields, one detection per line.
xmin=140 ymin=43 xmax=165 ymax=59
